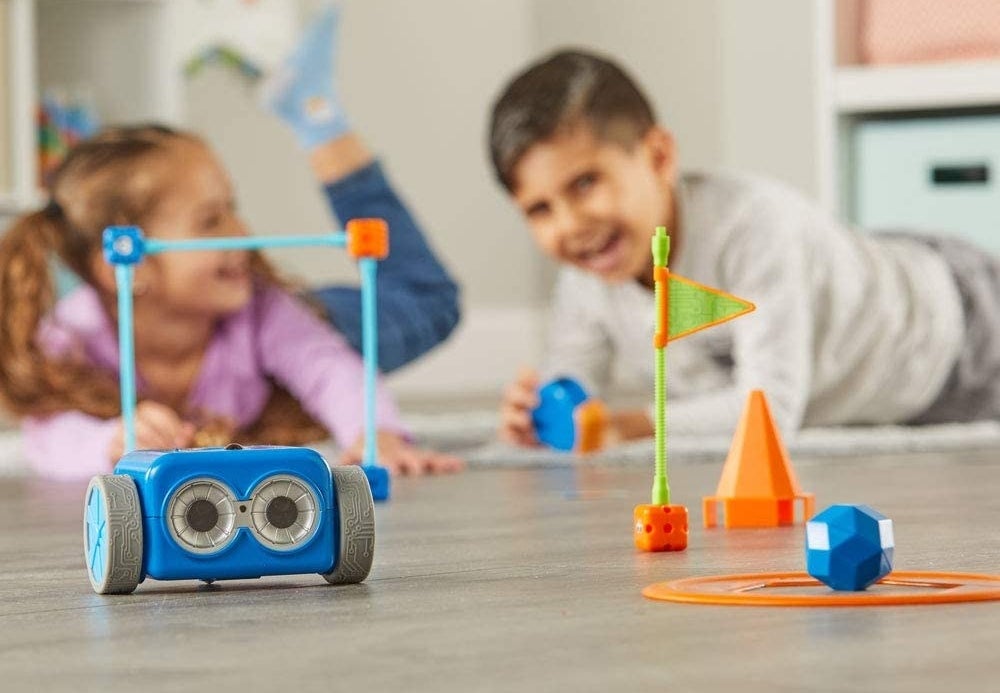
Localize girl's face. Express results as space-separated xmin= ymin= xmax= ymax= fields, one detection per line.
xmin=138 ymin=140 xmax=253 ymax=317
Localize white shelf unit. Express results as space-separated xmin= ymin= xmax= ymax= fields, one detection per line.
xmin=0 ymin=0 xmax=303 ymax=221
xmin=835 ymin=60 xmax=1000 ymax=114
xmin=0 ymin=0 xmax=180 ymax=216
xmin=1 ymin=0 xmax=37 ymax=215
xmin=816 ymin=0 xmax=1000 ymax=220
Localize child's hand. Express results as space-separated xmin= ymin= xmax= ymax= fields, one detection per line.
xmin=107 ymin=401 xmax=196 ymax=462
xmin=498 ymin=367 xmax=541 ymax=447
xmin=340 ymin=431 xmax=465 ymax=476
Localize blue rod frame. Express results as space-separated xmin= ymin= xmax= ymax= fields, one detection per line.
xmin=105 ymin=228 xmax=380 ymax=471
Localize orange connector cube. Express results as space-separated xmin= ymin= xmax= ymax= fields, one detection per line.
xmin=634 ymin=504 xmax=688 ymax=552
xmin=574 ymin=400 xmax=608 ymax=454
xmin=346 ymin=218 xmax=389 ymax=259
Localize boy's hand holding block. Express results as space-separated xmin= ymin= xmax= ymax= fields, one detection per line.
xmin=532 ymin=377 xmax=607 ymax=454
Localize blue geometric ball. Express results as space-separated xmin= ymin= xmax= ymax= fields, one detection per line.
xmin=805 ymin=504 xmax=894 ymax=591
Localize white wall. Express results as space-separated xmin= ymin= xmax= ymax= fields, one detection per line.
xmin=333 ymin=0 xmax=549 ymax=400
xmin=534 ymin=0 xmax=820 ymax=200
xmin=717 ymin=0 xmax=821 ymax=199
xmin=534 ymin=0 xmax=727 ymax=171
xmin=176 ymin=0 xmax=823 ymax=402
xmin=0 ymin=0 xmax=824 ymax=402
xmin=185 ymin=0 xmax=549 ymax=401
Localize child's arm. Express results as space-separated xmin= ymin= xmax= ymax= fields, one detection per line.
xmin=254 ymin=286 xmax=460 ymax=474
xmin=255 ymin=286 xmax=401 ymax=447
xmin=263 ymin=5 xmax=460 ymax=372
xmin=23 ymin=293 xmax=195 ymax=479
xmin=607 ymin=409 xmax=655 ymax=443
xmin=23 ymin=402 xmax=195 ymax=480
xmin=22 ymin=412 xmax=120 ymax=480
xmin=339 ymin=430 xmax=463 ymax=475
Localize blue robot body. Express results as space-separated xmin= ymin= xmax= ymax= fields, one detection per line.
xmin=114 ymin=446 xmax=339 ymax=582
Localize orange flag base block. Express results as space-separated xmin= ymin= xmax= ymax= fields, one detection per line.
xmin=703 ymin=390 xmax=814 ymax=528
xmin=634 ymin=504 xmax=689 ymax=552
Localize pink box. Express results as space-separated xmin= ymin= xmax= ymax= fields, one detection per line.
xmin=860 ymin=0 xmax=1000 ymax=64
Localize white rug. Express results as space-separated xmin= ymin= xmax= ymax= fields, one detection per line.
xmin=2 ymin=413 xmax=998 ymax=476
xmin=405 ymin=412 xmax=1000 ymax=467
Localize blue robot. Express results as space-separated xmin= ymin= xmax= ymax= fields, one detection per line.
xmin=83 ymin=444 xmax=375 ymax=595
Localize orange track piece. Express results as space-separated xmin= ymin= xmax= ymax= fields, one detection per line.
xmin=644 ymin=571 xmax=1000 ymax=607
xmin=634 ymin=504 xmax=689 ymax=552
xmin=346 ymin=218 xmax=389 ymax=259
xmin=702 ymin=390 xmax=814 ymax=528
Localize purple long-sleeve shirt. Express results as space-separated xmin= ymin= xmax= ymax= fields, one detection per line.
xmin=24 ymin=283 xmax=404 ymax=480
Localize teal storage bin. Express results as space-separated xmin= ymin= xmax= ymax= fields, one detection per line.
xmin=852 ymin=114 xmax=1000 ymax=253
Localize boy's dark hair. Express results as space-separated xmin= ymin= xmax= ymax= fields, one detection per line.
xmin=489 ymin=48 xmax=656 ymax=191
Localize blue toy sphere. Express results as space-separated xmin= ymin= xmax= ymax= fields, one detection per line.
xmin=806 ymin=504 xmax=894 ymax=591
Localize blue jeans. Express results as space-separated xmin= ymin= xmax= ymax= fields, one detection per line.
xmin=312 ymin=161 xmax=461 ymax=372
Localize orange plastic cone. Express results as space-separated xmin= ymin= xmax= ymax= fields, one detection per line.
xmin=703 ymin=390 xmax=814 ymax=528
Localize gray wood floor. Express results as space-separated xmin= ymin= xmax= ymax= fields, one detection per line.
xmin=2 ymin=447 xmax=999 ymax=692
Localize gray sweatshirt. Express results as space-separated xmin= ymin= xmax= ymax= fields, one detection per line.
xmin=542 ymin=170 xmax=964 ymax=435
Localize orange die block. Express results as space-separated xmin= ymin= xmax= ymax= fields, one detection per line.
xmin=346 ymin=218 xmax=389 ymax=259
xmin=634 ymin=504 xmax=688 ymax=552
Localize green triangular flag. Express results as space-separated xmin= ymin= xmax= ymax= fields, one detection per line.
xmin=669 ymin=274 xmax=754 ymax=341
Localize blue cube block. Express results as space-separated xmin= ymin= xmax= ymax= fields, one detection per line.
xmin=102 ymin=226 xmax=147 ymax=265
xmin=532 ymin=377 xmax=589 ymax=452
xmin=806 ymin=504 xmax=894 ymax=591
xmin=363 ymin=465 xmax=391 ymax=502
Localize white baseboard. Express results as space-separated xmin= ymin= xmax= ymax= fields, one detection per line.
xmin=387 ymin=305 xmax=545 ymax=401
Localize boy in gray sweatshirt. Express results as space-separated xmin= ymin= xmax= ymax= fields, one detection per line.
xmin=491 ymin=49 xmax=999 ymax=445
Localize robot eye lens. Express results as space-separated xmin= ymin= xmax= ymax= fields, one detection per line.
xmin=249 ymin=476 xmax=319 ymax=549
xmin=167 ymin=479 xmax=238 ymax=553
xmin=266 ymin=496 xmax=299 ymax=529
xmin=186 ymin=499 xmax=220 ymax=532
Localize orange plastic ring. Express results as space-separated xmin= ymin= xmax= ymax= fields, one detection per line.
xmin=643 ymin=571 xmax=1000 ymax=607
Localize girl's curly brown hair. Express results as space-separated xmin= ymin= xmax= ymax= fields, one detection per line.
xmin=0 ymin=124 xmax=326 ymax=446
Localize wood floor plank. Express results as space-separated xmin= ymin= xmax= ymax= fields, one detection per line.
xmin=1 ymin=448 xmax=999 ymax=691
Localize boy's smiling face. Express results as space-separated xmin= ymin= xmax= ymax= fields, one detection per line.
xmin=511 ymin=122 xmax=677 ymax=286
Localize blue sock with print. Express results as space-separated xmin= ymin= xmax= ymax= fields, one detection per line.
xmin=261 ymin=5 xmax=350 ymax=149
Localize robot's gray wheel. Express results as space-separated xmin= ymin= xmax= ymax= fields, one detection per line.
xmin=322 ymin=465 xmax=375 ymax=585
xmin=84 ymin=475 xmax=143 ymax=595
